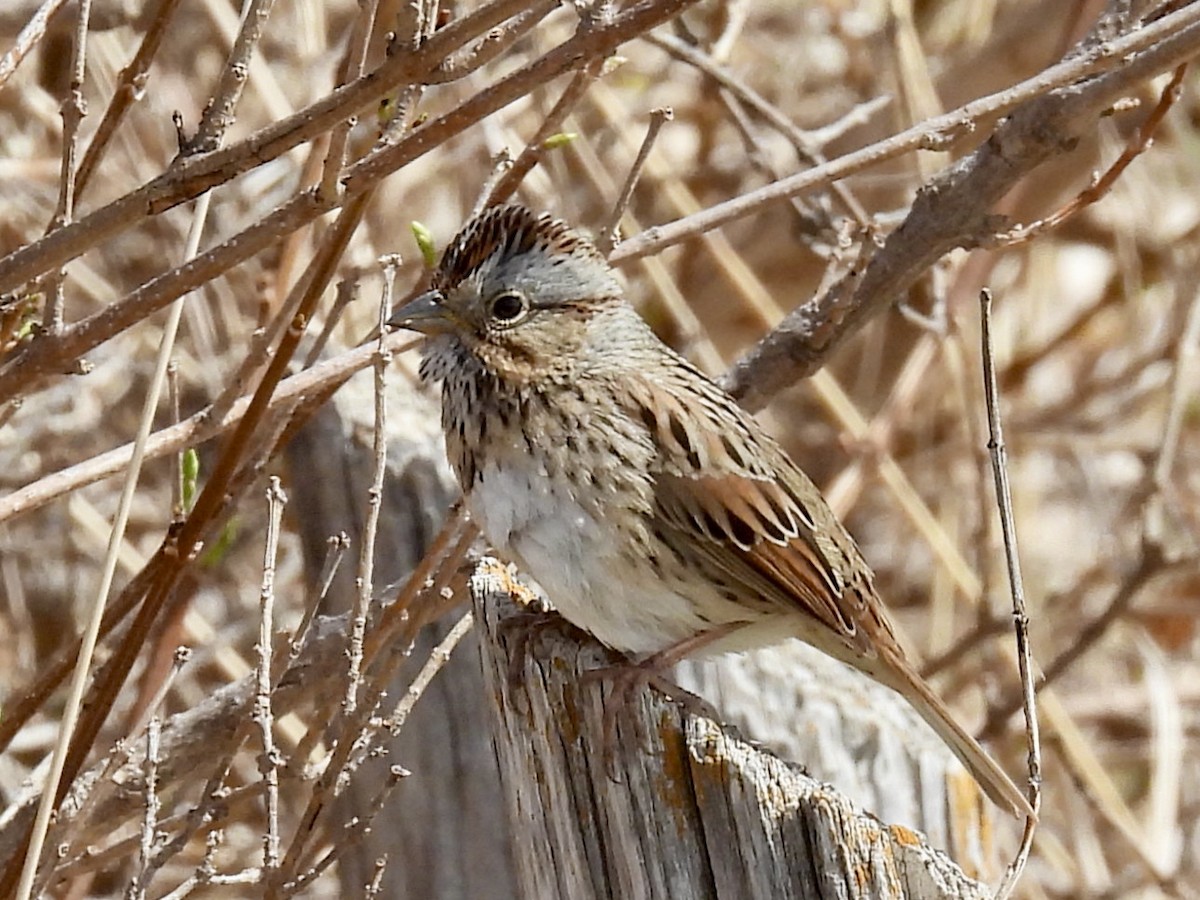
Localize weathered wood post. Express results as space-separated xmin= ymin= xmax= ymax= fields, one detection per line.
xmin=472 ymin=557 xmax=992 ymax=899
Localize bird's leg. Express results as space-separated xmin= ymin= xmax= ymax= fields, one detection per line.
xmin=497 ymin=606 xmax=590 ymax=689
xmin=582 ymin=622 xmax=746 ymax=770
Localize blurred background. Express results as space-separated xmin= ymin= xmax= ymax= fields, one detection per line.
xmin=0 ymin=0 xmax=1197 ymax=896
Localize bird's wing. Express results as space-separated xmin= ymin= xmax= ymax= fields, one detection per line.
xmin=626 ymin=371 xmax=898 ymax=660
xmin=622 ymin=369 xmax=1035 ymax=819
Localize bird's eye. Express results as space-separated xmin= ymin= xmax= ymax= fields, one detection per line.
xmin=489 ymin=291 xmax=528 ymax=325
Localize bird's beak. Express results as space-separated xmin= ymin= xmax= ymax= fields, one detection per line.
xmin=387 ymin=290 xmax=457 ymax=335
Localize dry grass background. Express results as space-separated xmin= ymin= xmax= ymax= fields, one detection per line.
xmin=0 ymin=0 xmax=1198 ymax=896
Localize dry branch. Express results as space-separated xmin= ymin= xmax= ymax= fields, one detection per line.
xmin=3 ymin=1 xmax=1199 ymax=895
xmin=0 ymin=0 xmax=700 ymax=402
xmin=718 ymin=4 xmax=1200 ymax=410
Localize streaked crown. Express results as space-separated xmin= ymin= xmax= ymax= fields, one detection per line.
xmin=432 ymin=205 xmax=622 ymax=304
xmin=390 ymin=205 xmax=628 ymax=384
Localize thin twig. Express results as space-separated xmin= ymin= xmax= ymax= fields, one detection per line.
xmin=189 ymin=0 xmax=280 ymax=153
xmin=384 ymin=610 xmax=475 ymax=736
xmin=52 ymin=762 xmax=235 ymax=885
xmin=719 ymin=91 xmax=830 ymax=242
xmin=317 ymin=0 xmax=384 ymax=200
xmin=38 ymin=647 xmax=190 ymax=897
xmin=303 ymin=277 xmax=361 ymax=368
xmin=129 ymin=714 xmax=162 ymax=900
xmin=920 ymin=614 xmax=1009 ymax=679
xmin=167 ymin=361 xmax=182 ymax=516
xmin=282 ymin=619 xmax=475 ymax=894
xmin=206 ymin=272 xmax=317 ymax=431
xmin=75 ymin=0 xmax=187 ymax=197
xmin=364 ymin=857 xmax=388 ymax=900
xmin=644 ymin=31 xmax=868 ymax=225
xmin=982 ymin=550 xmax=1169 ymax=739
xmin=473 ymin=150 xmax=515 ymax=217
xmin=344 ymin=255 xmax=399 ymax=715
xmin=425 ymin=0 xmax=558 ymax=86
xmin=568 ymin=126 xmax=725 ymax=371
xmin=256 ymin=477 xmax=287 ymax=873
xmin=284 ymin=766 xmax=408 ymax=895
xmin=597 ymin=106 xmax=673 ymax=254
xmin=982 ymin=286 xmax=1200 ymax=736
xmin=41 ymin=0 xmax=92 ymax=335
xmin=989 ymin=62 xmax=1189 ymax=248
xmin=979 ymin=289 xmax=1040 ymax=899
xmin=486 ymin=57 xmax=606 ymax=206
xmin=0 ymin=564 xmax=154 ymax=758
xmin=1150 ymin=283 xmax=1200 ymax=496
xmin=294 ymin=533 xmax=352 ymax=660
xmin=361 ymin=504 xmax=477 ymax=664
xmin=0 ymin=0 xmax=74 ymax=91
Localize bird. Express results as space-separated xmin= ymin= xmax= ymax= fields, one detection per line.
xmin=388 ymin=203 xmax=1032 ymax=819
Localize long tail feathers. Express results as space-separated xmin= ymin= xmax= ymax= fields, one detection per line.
xmin=891 ymin=660 xmax=1035 ymax=820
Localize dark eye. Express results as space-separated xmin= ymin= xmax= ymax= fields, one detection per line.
xmin=489 ymin=291 xmax=527 ymax=324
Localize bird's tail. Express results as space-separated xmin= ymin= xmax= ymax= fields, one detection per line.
xmin=888 ymin=657 xmax=1035 ymax=820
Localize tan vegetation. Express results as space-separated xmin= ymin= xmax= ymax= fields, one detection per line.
xmin=0 ymin=0 xmax=1197 ymax=896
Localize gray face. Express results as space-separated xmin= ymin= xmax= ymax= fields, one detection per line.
xmin=398 ymin=206 xmax=627 ymax=385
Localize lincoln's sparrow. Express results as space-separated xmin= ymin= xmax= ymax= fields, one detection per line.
xmin=389 ymin=205 xmax=1031 ymax=818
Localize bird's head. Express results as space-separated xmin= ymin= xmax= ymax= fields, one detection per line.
xmin=389 ymin=205 xmax=627 ymax=384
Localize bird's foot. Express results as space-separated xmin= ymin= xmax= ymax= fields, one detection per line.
xmin=581 ymin=658 xmax=720 ymax=779
xmin=497 ymin=607 xmax=584 ymax=689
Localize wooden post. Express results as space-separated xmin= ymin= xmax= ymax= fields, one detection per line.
xmin=472 ymin=557 xmax=989 ymax=900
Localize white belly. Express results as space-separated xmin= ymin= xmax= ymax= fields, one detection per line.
xmin=468 ymin=461 xmax=743 ymax=655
